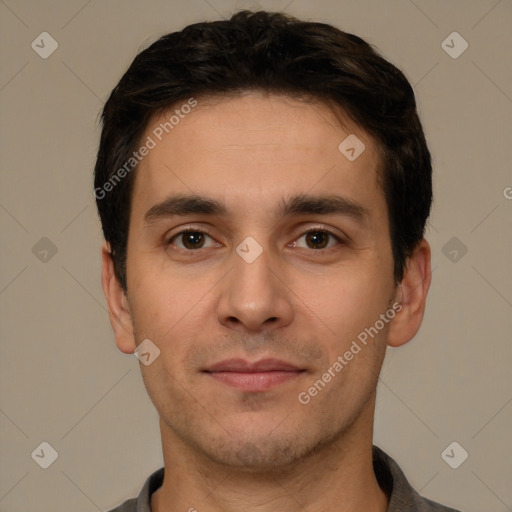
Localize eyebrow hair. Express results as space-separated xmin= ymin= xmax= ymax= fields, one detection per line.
xmin=144 ymin=194 xmax=226 ymax=223
xmin=278 ymin=193 xmax=368 ymax=221
xmin=144 ymin=193 xmax=368 ymax=224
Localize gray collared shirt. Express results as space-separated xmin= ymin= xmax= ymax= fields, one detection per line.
xmin=107 ymin=446 xmax=462 ymax=511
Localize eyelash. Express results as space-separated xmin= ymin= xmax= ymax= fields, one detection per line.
xmin=165 ymin=226 xmax=344 ymax=252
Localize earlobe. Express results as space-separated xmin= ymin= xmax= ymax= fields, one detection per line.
xmin=101 ymin=242 xmax=136 ymax=354
xmin=387 ymin=239 xmax=432 ymax=348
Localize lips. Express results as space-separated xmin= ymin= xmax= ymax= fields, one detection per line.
xmin=205 ymin=358 xmax=301 ymax=373
xmin=203 ymin=358 xmax=305 ymax=392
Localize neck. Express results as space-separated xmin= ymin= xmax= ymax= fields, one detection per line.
xmin=151 ymin=398 xmax=388 ymax=512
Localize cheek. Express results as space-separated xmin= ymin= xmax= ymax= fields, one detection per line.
xmin=128 ymin=253 xmax=200 ymax=330
xmin=301 ymin=265 xmax=391 ymax=331
xmin=127 ymin=263 xmax=218 ymax=380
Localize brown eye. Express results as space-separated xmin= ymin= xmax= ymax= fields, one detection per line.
xmin=305 ymin=231 xmax=329 ymax=249
xmin=294 ymin=229 xmax=340 ymax=250
xmin=181 ymin=232 xmax=205 ymax=249
xmin=168 ymin=230 xmax=217 ymax=250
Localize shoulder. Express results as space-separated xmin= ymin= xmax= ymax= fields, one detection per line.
xmin=106 ymin=467 xmax=165 ymax=512
xmin=106 ymin=498 xmax=137 ymax=512
xmin=373 ymin=446 xmax=463 ymax=512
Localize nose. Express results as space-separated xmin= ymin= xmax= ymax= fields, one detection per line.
xmin=216 ymin=244 xmax=294 ymax=334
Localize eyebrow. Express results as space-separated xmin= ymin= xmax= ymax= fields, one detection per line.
xmin=279 ymin=193 xmax=368 ymax=222
xmin=144 ymin=194 xmax=226 ymax=223
xmin=144 ymin=193 xmax=369 ymax=225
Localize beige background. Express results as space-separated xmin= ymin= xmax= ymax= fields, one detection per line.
xmin=1 ymin=0 xmax=511 ymax=511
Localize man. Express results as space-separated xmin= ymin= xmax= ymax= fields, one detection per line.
xmin=95 ymin=10 xmax=461 ymax=512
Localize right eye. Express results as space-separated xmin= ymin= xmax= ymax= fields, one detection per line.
xmin=166 ymin=229 xmax=219 ymax=251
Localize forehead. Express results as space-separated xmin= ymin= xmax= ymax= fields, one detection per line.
xmin=130 ymin=92 xmax=385 ymax=221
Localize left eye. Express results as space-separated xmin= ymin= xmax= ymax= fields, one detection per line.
xmin=168 ymin=230 xmax=218 ymax=250
xmin=293 ymin=230 xmax=340 ymax=250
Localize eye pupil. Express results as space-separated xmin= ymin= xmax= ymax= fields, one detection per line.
xmin=183 ymin=232 xmax=204 ymax=249
xmin=306 ymin=231 xmax=328 ymax=249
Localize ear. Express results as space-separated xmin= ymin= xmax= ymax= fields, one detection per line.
xmin=101 ymin=242 xmax=136 ymax=354
xmin=387 ymin=238 xmax=431 ymax=348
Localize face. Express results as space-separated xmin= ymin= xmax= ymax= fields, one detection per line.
xmin=118 ymin=92 xmax=400 ymax=469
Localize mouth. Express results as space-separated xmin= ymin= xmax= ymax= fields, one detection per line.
xmin=203 ymin=358 xmax=306 ymax=392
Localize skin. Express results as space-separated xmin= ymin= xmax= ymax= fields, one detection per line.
xmin=101 ymin=92 xmax=431 ymax=512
